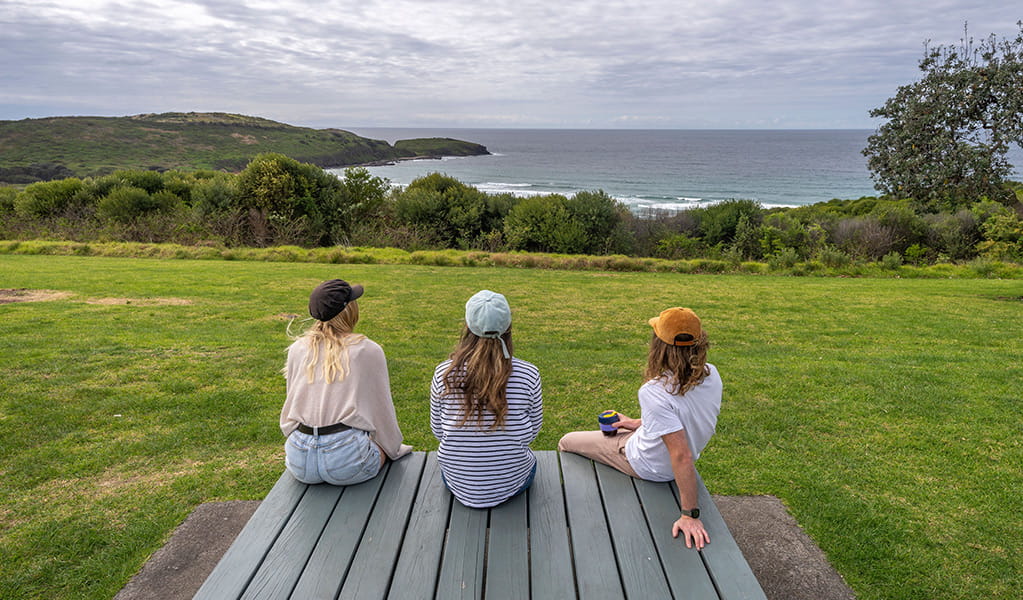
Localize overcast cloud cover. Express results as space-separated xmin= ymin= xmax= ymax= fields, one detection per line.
xmin=1 ymin=1 xmax=1020 ymax=129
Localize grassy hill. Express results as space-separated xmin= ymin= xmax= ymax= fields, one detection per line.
xmin=0 ymin=112 xmax=489 ymax=183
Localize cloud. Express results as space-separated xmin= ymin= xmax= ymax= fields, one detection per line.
xmin=1 ymin=0 xmax=1020 ymax=128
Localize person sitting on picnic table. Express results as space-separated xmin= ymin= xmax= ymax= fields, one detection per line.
xmin=558 ymin=307 xmax=722 ymax=549
xmin=430 ymin=290 xmax=544 ymax=508
xmin=280 ymin=278 xmax=411 ymax=486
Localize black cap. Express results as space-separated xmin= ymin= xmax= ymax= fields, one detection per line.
xmin=308 ymin=279 xmax=364 ymax=321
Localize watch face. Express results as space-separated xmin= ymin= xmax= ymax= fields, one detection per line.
xmin=691 ymin=508 xmax=700 ymax=519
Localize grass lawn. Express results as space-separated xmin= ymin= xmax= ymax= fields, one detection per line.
xmin=1 ymin=254 xmax=1021 ymax=599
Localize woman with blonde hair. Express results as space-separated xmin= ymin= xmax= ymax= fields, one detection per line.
xmin=280 ymin=279 xmax=411 ymax=485
xmin=430 ymin=290 xmax=543 ymax=508
xmin=558 ymin=307 xmax=721 ymax=549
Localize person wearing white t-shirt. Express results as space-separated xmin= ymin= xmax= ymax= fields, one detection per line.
xmin=558 ymin=307 xmax=721 ymax=549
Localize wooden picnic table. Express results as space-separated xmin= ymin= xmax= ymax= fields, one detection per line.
xmin=194 ymin=451 xmax=766 ymax=599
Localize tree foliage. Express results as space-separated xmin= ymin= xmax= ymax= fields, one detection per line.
xmin=864 ymin=23 xmax=1023 ymax=207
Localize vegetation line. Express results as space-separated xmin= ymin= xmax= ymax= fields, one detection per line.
xmin=1 ymin=238 xmax=1021 ymax=279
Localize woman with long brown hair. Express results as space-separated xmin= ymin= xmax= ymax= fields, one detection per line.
xmin=430 ymin=290 xmax=543 ymax=508
xmin=558 ymin=307 xmax=721 ymax=549
xmin=280 ymin=279 xmax=411 ymax=486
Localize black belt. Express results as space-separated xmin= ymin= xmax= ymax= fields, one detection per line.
xmin=297 ymin=422 xmax=351 ymax=436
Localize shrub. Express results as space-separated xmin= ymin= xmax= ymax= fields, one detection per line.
xmin=903 ymin=243 xmax=931 ymax=265
xmin=830 ymin=216 xmax=898 ymax=259
xmin=503 ymin=195 xmax=578 ymax=253
xmin=880 ymin=251 xmax=904 ymax=270
xmin=654 ymin=234 xmax=704 ymax=259
xmin=191 ymin=174 xmax=238 ymax=216
xmin=97 ymin=187 xmax=181 ymax=223
xmin=816 ymin=246 xmax=852 ymax=268
xmin=111 ymin=169 xmax=166 ymax=194
xmin=924 ymin=210 xmax=980 ymax=260
xmin=0 ymin=186 xmax=16 ymax=214
xmin=14 ymin=178 xmax=86 ymax=217
xmin=695 ymin=199 xmax=763 ymax=246
xmin=562 ymin=190 xmax=633 ymax=255
xmin=767 ymin=247 xmax=800 ymax=270
xmin=976 ymin=212 xmax=1023 ymax=261
xmin=394 ymin=173 xmax=501 ymax=249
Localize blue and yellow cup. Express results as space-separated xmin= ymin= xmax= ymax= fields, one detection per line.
xmin=598 ymin=410 xmax=620 ymax=436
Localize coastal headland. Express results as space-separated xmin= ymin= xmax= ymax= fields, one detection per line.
xmin=0 ymin=112 xmax=489 ymax=183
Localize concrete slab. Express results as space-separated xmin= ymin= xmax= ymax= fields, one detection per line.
xmin=714 ymin=495 xmax=856 ymax=600
xmin=114 ymin=501 xmax=259 ymax=600
xmin=116 ymin=495 xmax=855 ymax=600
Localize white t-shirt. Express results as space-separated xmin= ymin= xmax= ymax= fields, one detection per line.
xmin=624 ymin=364 xmax=722 ymax=482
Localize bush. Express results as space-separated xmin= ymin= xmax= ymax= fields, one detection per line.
xmin=654 ymin=234 xmax=704 ymax=259
xmin=695 ymin=199 xmax=763 ymax=246
xmin=924 ymin=210 xmax=979 ymax=260
xmin=191 ymin=174 xmax=238 ymax=216
xmin=976 ymin=212 xmax=1023 ymax=261
xmin=903 ymin=243 xmax=931 ymax=265
xmin=111 ymin=169 xmax=166 ymax=194
xmin=830 ymin=216 xmax=898 ymax=259
xmin=816 ymin=246 xmax=852 ymax=268
xmin=97 ymin=187 xmax=181 ymax=223
xmin=880 ymin=251 xmax=904 ymax=270
xmin=767 ymin=247 xmax=800 ymax=270
xmin=394 ymin=173 xmax=503 ymax=249
xmin=503 ymin=195 xmax=584 ymax=253
xmin=0 ymin=186 xmax=16 ymax=214
xmin=14 ymin=178 xmax=86 ymax=217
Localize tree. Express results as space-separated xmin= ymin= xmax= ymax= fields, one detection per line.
xmin=864 ymin=23 xmax=1023 ymax=208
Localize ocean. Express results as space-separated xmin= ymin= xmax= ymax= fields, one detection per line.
xmin=335 ymin=128 xmax=1023 ymax=211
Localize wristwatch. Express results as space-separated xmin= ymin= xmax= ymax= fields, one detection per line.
xmin=680 ymin=507 xmax=700 ymax=519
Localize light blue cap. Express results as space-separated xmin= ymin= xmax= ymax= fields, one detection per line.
xmin=465 ymin=290 xmax=512 ymax=358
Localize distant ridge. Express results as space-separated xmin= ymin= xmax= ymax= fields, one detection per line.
xmin=0 ymin=112 xmax=489 ymax=183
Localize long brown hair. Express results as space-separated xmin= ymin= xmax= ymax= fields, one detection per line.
xmin=300 ymin=300 xmax=365 ymax=383
xmin=442 ymin=326 xmax=514 ymax=430
xmin=644 ymin=330 xmax=710 ymax=395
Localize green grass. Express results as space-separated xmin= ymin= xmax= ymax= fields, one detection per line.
xmin=1 ymin=254 xmax=1021 ymax=599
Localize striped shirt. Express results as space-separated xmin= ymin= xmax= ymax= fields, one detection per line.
xmin=430 ymin=357 xmax=543 ymax=508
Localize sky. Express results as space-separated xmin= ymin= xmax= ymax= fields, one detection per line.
xmin=1 ymin=1 xmax=1020 ymax=130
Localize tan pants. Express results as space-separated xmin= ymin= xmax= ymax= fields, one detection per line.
xmin=557 ymin=430 xmax=639 ymax=478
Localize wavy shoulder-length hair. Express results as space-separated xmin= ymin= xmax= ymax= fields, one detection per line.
xmin=441 ymin=326 xmax=514 ymax=430
xmin=292 ymin=300 xmax=366 ymax=384
xmin=644 ymin=330 xmax=710 ymax=395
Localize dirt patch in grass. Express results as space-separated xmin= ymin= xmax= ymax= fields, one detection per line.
xmin=86 ymin=297 xmax=193 ymax=306
xmin=0 ymin=288 xmax=73 ymax=304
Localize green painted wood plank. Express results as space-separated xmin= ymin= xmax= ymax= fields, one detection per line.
xmin=287 ymin=464 xmax=390 ymax=600
xmin=193 ymin=471 xmax=307 ymax=600
xmin=681 ymin=476 xmax=768 ymax=600
xmin=387 ymin=453 xmax=451 ymax=600
xmin=435 ymin=499 xmax=487 ymax=600
xmin=560 ymin=452 xmax=625 ymax=600
xmin=527 ymin=452 xmax=576 ymax=599
xmin=633 ymin=478 xmax=719 ymax=600
xmin=594 ymin=462 xmax=673 ymax=599
xmin=484 ymin=491 xmax=529 ymax=600
xmin=338 ymin=453 xmax=428 ymax=600
xmin=239 ymin=484 xmax=343 ymax=600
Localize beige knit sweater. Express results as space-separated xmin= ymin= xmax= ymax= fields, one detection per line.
xmin=280 ymin=336 xmax=412 ymax=460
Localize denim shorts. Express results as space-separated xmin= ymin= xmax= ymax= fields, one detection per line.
xmin=285 ymin=427 xmax=382 ymax=486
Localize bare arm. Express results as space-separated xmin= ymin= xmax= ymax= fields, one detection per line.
xmin=611 ymin=414 xmax=642 ymax=431
xmin=661 ymin=429 xmax=710 ymax=549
